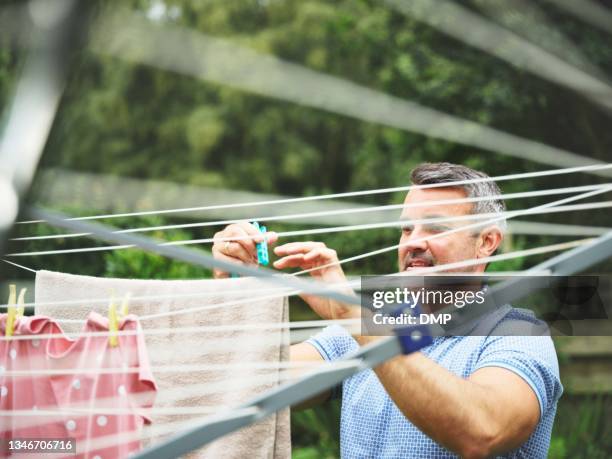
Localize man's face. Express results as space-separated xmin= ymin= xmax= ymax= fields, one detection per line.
xmin=398 ymin=187 xmax=482 ymax=273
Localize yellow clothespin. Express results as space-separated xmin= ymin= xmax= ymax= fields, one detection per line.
xmin=17 ymin=288 xmax=26 ymax=319
xmin=109 ymin=292 xmax=131 ymax=347
xmin=4 ymin=286 xmax=25 ymax=339
xmin=120 ymin=293 xmax=131 ymax=318
xmin=5 ymin=284 xmax=17 ymax=339
xmin=108 ymin=293 xmax=119 ymax=347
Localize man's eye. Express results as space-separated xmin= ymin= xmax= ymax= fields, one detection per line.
xmin=426 ymin=225 xmax=450 ymax=233
xmin=401 ymin=225 xmax=413 ymax=233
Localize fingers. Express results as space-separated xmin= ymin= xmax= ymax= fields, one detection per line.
xmin=274 ymin=241 xmax=325 ymax=256
xmin=273 ymin=243 xmax=339 ymax=270
xmin=273 ymin=254 xmax=307 ymax=269
xmin=213 ymin=223 xmax=257 ymax=259
xmin=213 ymin=234 xmax=252 ymax=265
xmin=227 ymin=241 xmax=254 ymax=264
xmin=304 ymin=247 xmax=338 ymax=262
xmin=264 ymin=231 xmax=279 ymax=245
xmin=230 ymin=222 xmax=261 ymax=255
xmin=211 ymin=251 xmax=244 ymax=279
xmin=212 ymin=223 xmax=278 ymax=278
xmin=213 ymin=229 xmax=337 ymax=276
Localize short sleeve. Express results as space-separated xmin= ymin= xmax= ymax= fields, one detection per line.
xmin=305 ymin=325 xmax=359 ymax=401
xmin=474 ymin=335 xmax=563 ymax=417
xmin=305 ymin=325 xmax=359 ymax=362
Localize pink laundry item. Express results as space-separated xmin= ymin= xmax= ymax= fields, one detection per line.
xmin=0 ymin=312 xmax=157 ymax=459
xmin=35 ymin=272 xmax=291 ymax=459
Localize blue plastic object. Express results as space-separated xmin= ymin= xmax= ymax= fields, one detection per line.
xmin=252 ymin=221 xmax=269 ymax=266
xmin=391 ymin=303 xmax=433 ymax=354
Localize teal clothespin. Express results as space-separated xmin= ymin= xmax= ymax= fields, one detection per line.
xmin=230 ymin=221 xmax=269 ymax=278
xmin=252 ymin=221 xmax=269 ymax=266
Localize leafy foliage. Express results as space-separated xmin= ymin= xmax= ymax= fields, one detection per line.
xmin=2 ymin=0 xmax=611 ymax=457
xmin=549 ymin=394 xmax=612 ymax=459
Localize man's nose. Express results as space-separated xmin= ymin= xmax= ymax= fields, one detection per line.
xmin=400 ymin=227 xmax=429 ymax=252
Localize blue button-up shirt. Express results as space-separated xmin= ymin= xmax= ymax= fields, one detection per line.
xmin=307 ymin=307 xmax=563 ymax=458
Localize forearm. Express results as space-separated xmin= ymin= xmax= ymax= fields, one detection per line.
xmin=356 ymin=337 xmax=505 ymax=458
xmin=290 ymin=342 xmax=332 ymax=410
xmin=303 ymin=290 xmax=520 ymax=455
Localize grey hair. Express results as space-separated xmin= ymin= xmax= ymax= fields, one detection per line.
xmin=410 ymin=162 xmax=507 ymax=233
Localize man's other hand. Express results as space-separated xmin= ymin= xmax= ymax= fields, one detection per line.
xmin=274 ymin=241 xmax=357 ymax=320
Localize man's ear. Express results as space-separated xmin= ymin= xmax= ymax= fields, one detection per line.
xmin=476 ymin=226 xmax=503 ymax=258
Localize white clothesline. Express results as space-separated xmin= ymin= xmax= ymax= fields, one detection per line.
xmin=0 ymin=318 xmax=360 ymax=342
xmin=0 ymin=236 xmax=583 ymax=322
xmin=0 ymin=372 xmax=303 ymax=430
xmin=1 ymin=357 xmax=358 ymax=454
xmin=0 ymin=283 xmax=293 ymax=310
xmin=0 ymin=360 xmax=332 ymax=378
xmin=10 ymin=183 xmax=609 ymax=242
xmin=62 ymin=238 xmax=594 ymax=324
xmin=295 ymin=185 xmax=612 ymax=275
xmin=15 ymin=163 xmax=612 ymax=224
xmin=1 ymin=259 xmax=37 ymax=272
xmin=7 ymin=197 xmax=612 ymax=258
xmin=0 ymin=236 xmax=591 ymax=331
xmin=388 ymin=239 xmax=590 ymax=276
xmin=0 ymin=268 xmax=547 ymax=311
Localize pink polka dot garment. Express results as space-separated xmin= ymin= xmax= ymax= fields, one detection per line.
xmin=0 ymin=312 xmax=157 ymax=458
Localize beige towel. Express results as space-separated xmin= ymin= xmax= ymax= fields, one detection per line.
xmin=35 ymin=270 xmax=290 ymax=459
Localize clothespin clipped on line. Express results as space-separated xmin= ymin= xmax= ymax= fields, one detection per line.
xmin=230 ymin=221 xmax=269 ymax=278
xmin=5 ymin=284 xmax=27 ymax=339
xmin=17 ymin=288 xmax=25 ymax=318
xmin=108 ymin=292 xmax=131 ymax=347
xmin=251 ymin=221 xmax=269 ymax=266
xmin=120 ymin=293 xmax=131 ymax=318
xmin=108 ymin=293 xmax=118 ymax=347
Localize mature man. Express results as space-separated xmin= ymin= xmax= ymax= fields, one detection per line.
xmin=213 ymin=162 xmax=562 ymax=458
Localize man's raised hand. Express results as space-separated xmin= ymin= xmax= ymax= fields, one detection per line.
xmin=211 ymin=222 xmax=278 ymax=278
